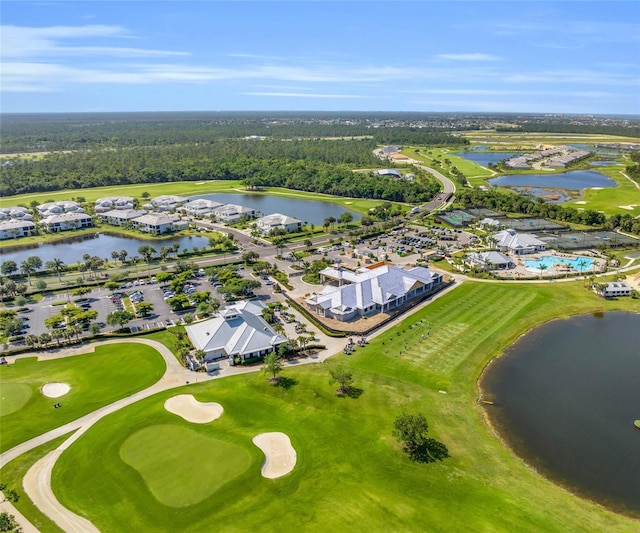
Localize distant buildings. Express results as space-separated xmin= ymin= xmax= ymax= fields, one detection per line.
xmin=504 ymin=146 xmax=590 ymax=169
xmin=37 ymin=201 xmax=85 ymax=218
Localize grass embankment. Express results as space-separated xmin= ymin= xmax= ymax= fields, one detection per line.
xmin=0 ymin=343 xmax=165 ymax=452
xmin=51 ymin=282 xmax=639 ymax=532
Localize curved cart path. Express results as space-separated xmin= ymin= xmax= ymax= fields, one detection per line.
xmin=2 ymin=336 xmax=346 ymax=532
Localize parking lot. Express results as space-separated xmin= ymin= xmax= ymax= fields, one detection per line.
xmin=12 ymin=268 xmax=278 ymax=341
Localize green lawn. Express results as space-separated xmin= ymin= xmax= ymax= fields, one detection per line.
xmin=120 ymin=423 xmax=252 ymax=507
xmin=50 ymin=282 xmax=640 ymax=532
xmin=0 ymin=343 xmax=165 ymax=452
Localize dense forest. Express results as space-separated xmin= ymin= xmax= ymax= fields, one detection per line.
xmin=0 ymin=138 xmax=440 ymax=202
xmin=496 ymin=123 xmax=640 ymax=138
xmin=0 ymin=113 xmax=467 ymax=153
xmin=456 ymin=189 xmax=640 ymax=236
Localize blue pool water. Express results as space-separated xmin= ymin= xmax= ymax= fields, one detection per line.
xmin=524 ymin=255 xmax=594 ymax=272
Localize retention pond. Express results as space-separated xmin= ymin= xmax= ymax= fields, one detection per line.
xmin=480 ymin=312 xmax=640 ymax=517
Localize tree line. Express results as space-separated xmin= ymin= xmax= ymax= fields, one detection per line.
xmin=0 ymin=139 xmax=440 ymax=203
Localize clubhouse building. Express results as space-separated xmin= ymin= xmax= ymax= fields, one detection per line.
xmin=306 ymin=264 xmax=443 ymax=321
xmin=185 ymin=301 xmax=287 ymax=364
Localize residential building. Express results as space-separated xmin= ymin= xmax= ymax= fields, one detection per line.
xmin=494 ymin=229 xmax=546 ymax=255
xmin=37 ymin=201 xmax=85 ymax=218
xmin=255 ymin=213 xmax=302 ymax=234
xmin=131 ymin=213 xmax=181 ymax=235
xmin=94 ymin=196 xmax=135 ymax=213
xmin=99 ymin=209 xmax=147 ymax=227
xmin=594 ymin=282 xmax=633 ymax=298
xmin=185 ymin=300 xmax=287 ymax=364
xmin=0 ymin=219 xmax=36 ymax=240
xmin=0 ymin=206 xmax=33 ymax=221
xmin=144 ymin=195 xmax=187 ymax=212
xmin=181 ymin=199 xmax=224 ymax=217
xmin=306 ymin=264 xmax=443 ymax=321
xmin=40 ymin=212 xmax=94 ymax=233
xmin=213 ymin=204 xmax=256 ymax=223
xmin=466 ymin=251 xmax=514 ymax=270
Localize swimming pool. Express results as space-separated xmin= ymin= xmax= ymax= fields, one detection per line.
xmin=524 ymin=255 xmax=594 ymax=273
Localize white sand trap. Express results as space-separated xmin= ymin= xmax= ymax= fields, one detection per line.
xmin=619 ymin=205 xmax=637 ymax=210
xmin=164 ymin=394 xmax=223 ymax=424
xmin=41 ymin=382 xmax=70 ymax=398
xmin=574 ymin=201 xmax=587 ymax=204
xmin=591 ymin=187 xmax=604 ymax=190
xmin=252 ymin=432 xmax=297 ymax=479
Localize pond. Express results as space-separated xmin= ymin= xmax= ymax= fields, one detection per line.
xmin=480 ymin=312 xmax=640 ymax=517
xmin=454 ymin=152 xmax=518 ymax=166
xmin=488 ymin=170 xmax=616 ymax=190
xmin=0 ymin=233 xmax=212 ymax=266
xmin=191 ymin=193 xmax=360 ymax=226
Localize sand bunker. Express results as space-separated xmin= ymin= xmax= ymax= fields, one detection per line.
xmin=619 ymin=205 xmax=638 ymax=210
xmin=41 ymin=382 xmax=70 ymax=398
xmin=252 ymin=432 xmax=297 ymax=479
xmin=574 ymin=201 xmax=587 ymax=204
xmin=164 ymin=394 xmax=223 ymax=424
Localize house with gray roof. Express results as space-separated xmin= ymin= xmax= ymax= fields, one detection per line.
xmin=181 ymin=199 xmax=224 ymax=217
xmin=131 ymin=213 xmax=181 ymax=235
xmin=213 ymin=204 xmax=256 ymax=223
xmin=493 ymin=229 xmax=546 ymax=255
xmin=94 ymin=196 xmax=135 ymax=213
xmin=185 ymin=300 xmax=287 ymax=364
xmin=466 ymin=251 xmax=514 ymax=270
xmin=256 ymin=213 xmax=302 ymax=234
xmin=39 ymin=212 xmax=93 ymax=233
xmin=306 ymin=264 xmax=443 ymax=321
xmin=99 ymin=209 xmax=148 ymax=227
xmin=594 ymin=281 xmax=633 ymax=298
xmin=0 ymin=219 xmax=36 ymax=240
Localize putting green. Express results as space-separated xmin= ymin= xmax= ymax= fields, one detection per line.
xmin=120 ymin=424 xmax=252 ymax=507
xmin=0 ymin=383 xmax=32 ymax=416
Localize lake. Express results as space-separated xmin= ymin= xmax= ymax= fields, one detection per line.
xmin=480 ymin=312 xmax=640 ymax=517
xmin=488 ymin=170 xmax=616 ymax=190
xmin=0 ymin=233 xmax=212 ymax=266
xmin=454 ymin=151 xmax=518 ymax=166
xmin=191 ymin=193 xmax=360 ymax=225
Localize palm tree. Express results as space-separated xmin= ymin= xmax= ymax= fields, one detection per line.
xmin=111 ymin=251 xmax=119 ymax=265
xmin=20 ymin=260 xmax=35 ymax=285
xmin=45 ymin=258 xmax=66 ymax=282
xmin=538 ymin=263 xmax=548 ymax=279
xmin=263 ymin=351 xmax=284 ymax=383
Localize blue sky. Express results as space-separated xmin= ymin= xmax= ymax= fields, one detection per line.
xmin=2 ymin=1 xmax=639 ymax=114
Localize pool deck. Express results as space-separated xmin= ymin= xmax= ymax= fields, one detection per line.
xmin=494 ymin=251 xmax=605 ymax=279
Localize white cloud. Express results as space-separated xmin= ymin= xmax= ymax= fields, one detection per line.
xmin=0 ymin=24 xmax=188 ymax=59
xmin=435 ymin=53 xmax=501 ymax=62
xmin=242 ymin=92 xmax=368 ymax=99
